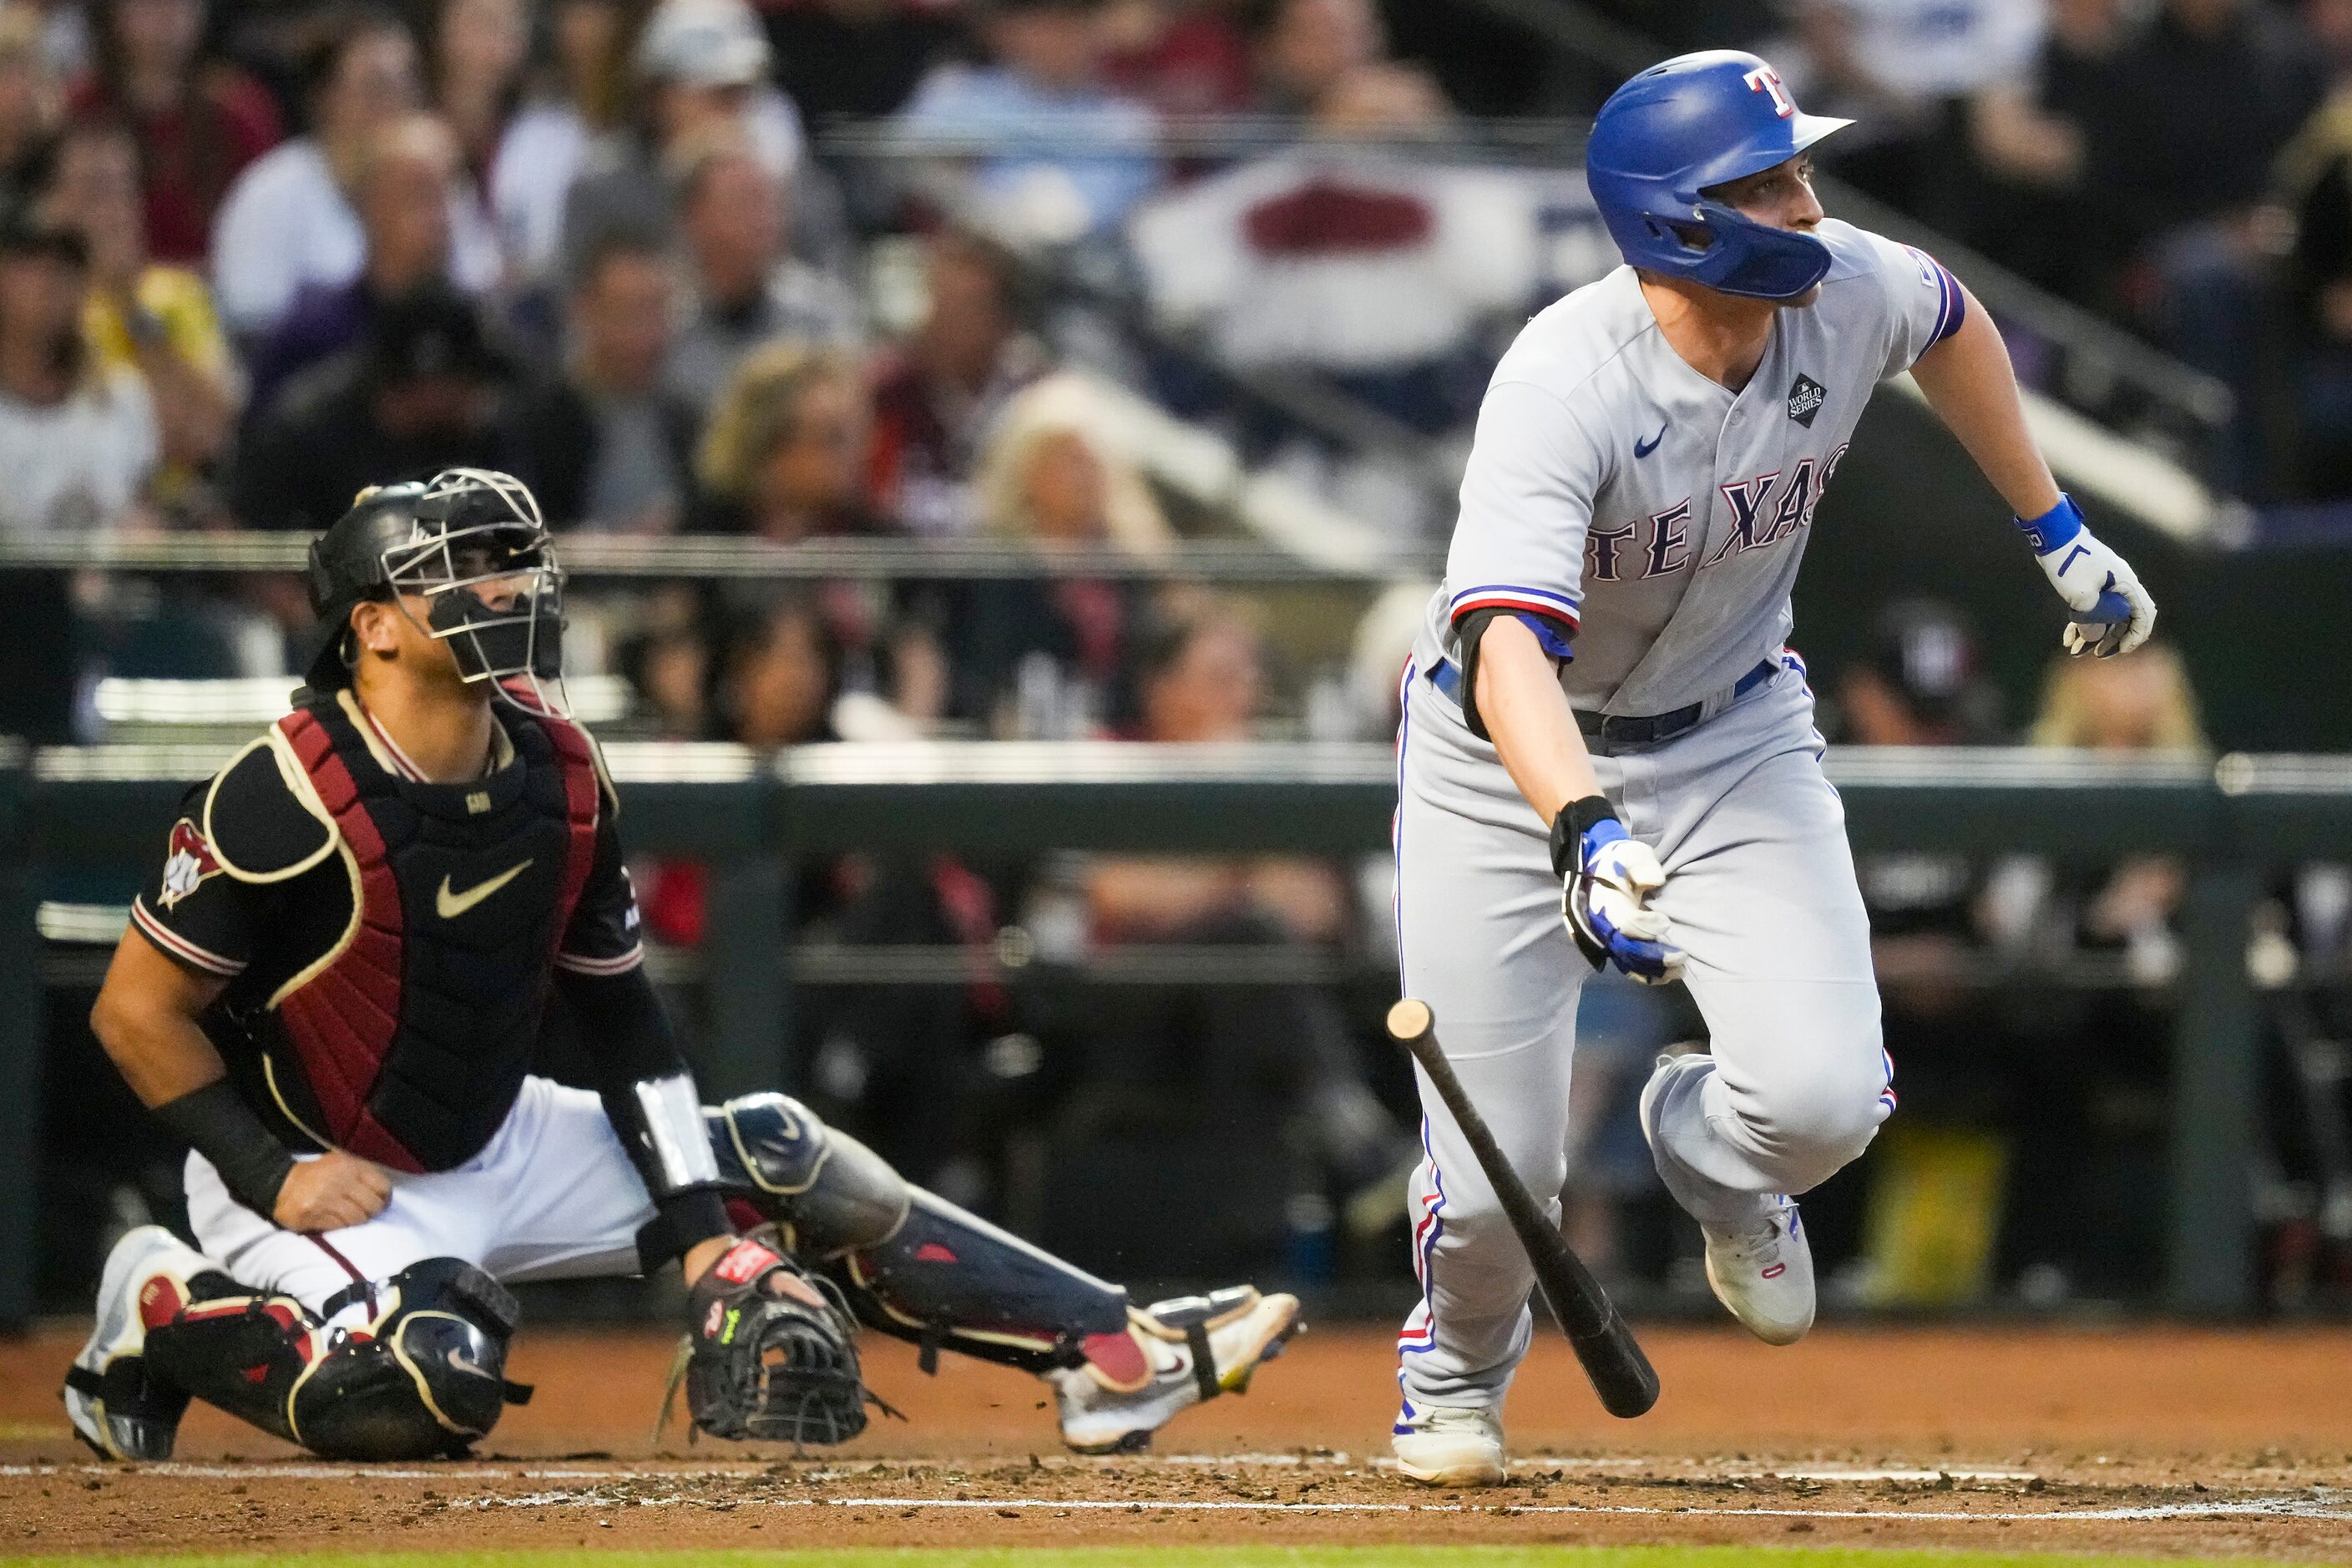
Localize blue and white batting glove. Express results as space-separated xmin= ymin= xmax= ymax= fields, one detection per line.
xmin=1551 ymin=797 xmax=1684 ymax=986
xmin=2017 ymin=493 xmax=2156 ymax=659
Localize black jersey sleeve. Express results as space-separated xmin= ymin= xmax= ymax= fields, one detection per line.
xmin=129 ymin=786 xmax=259 ymax=978
xmin=554 ymin=813 xmax=645 ymax=976
xmin=129 ymin=734 xmax=340 ymax=980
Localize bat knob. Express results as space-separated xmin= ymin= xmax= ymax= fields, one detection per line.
xmin=1386 ymin=998 xmax=1434 ymax=1044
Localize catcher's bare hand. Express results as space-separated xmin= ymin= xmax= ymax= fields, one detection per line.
xmin=274 ymin=1151 xmax=391 ymax=1232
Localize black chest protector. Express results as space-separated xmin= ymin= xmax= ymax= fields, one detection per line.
xmin=252 ymin=694 xmax=599 ymax=1172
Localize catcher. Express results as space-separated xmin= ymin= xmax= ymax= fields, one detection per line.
xmin=65 ymin=469 xmax=1300 ymax=1463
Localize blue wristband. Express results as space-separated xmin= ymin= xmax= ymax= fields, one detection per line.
xmin=2016 ymin=493 xmax=2084 ymax=555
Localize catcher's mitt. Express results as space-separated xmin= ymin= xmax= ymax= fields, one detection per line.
xmin=681 ymin=1227 xmax=867 ymax=1445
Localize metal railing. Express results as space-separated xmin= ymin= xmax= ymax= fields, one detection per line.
xmin=0 ymin=533 xmax=1442 ymax=584
xmin=3 ymin=739 xmax=2343 ymax=1325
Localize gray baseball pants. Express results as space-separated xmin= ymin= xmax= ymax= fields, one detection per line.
xmin=1393 ymin=654 xmax=1890 ymax=1414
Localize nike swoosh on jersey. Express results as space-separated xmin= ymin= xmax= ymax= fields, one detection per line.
xmin=1635 ymin=423 xmax=1667 ymax=458
xmin=436 ymin=859 xmax=534 ymax=919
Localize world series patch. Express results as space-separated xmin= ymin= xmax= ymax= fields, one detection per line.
xmin=1786 ymin=374 xmax=1826 ymax=428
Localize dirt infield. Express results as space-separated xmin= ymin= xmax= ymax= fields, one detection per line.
xmin=7 ymin=1322 xmax=2352 ymax=1559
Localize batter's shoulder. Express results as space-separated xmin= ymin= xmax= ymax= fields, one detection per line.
xmin=197 ymin=726 xmax=340 ymax=883
xmin=1815 ymin=219 xmax=1920 ymax=288
xmin=1488 ymin=268 xmax=1652 ymax=410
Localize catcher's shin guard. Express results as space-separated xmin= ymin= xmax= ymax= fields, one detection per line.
xmin=706 ymin=1092 xmax=910 ymax=1253
xmin=143 ymin=1257 xmax=529 ymax=1460
xmin=708 ymin=1091 xmax=1130 ymax=1374
xmin=839 ymin=1187 xmax=1132 ymax=1373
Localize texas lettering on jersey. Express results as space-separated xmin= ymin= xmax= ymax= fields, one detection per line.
xmin=1582 ymin=445 xmax=1847 ymax=583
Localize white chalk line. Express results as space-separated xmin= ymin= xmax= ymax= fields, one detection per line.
xmin=442 ymin=1489 xmax=2352 ymax=1525
xmin=0 ymin=1458 xmax=2033 ymax=1484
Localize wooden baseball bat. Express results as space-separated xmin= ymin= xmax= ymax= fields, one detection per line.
xmin=1386 ymin=997 xmax=1660 ymax=1419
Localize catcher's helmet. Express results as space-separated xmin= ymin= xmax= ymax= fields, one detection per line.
xmin=302 ymin=468 xmax=568 ymax=715
xmin=1584 ymin=50 xmax=1850 ymax=301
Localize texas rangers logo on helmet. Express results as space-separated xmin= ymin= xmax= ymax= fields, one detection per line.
xmin=158 ymin=819 xmax=221 ymax=908
xmin=1743 ymin=64 xmax=1795 ymax=118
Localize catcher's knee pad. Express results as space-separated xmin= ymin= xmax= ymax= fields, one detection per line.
xmin=838 ymin=1187 xmax=1130 ymax=1373
xmin=293 ymin=1258 xmax=530 ymax=1461
xmin=150 ymin=1257 xmax=528 ymax=1460
xmin=707 ymin=1092 xmax=910 ymax=1254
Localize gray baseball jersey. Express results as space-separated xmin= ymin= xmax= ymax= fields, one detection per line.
xmin=1411 ymin=219 xmax=1963 ymax=716
xmin=1391 ymin=218 xmax=1955 ymax=1415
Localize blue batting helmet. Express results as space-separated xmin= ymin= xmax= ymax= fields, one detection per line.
xmin=1584 ymin=50 xmax=1851 ymax=301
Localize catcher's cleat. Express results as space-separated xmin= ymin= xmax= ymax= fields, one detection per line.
xmin=62 ymin=1227 xmax=210 ymax=1460
xmin=1048 ymin=1285 xmax=1302 ymax=1454
xmin=1390 ymin=1400 xmax=1505 ymax=1486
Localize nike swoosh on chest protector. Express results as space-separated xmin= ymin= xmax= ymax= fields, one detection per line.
xmin=436 ymin=859 xmax=534 ymax=919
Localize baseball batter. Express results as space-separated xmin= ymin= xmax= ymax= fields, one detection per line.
xmin=1389 ymin=51 xmax=2156 ymax=1485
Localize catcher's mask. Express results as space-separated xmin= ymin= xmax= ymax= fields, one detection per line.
xmin=303 ymin=468 xmax=569 ymax=717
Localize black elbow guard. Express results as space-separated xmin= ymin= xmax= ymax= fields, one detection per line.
xmin=1454 ymin=608 xmax=1575 ymax=742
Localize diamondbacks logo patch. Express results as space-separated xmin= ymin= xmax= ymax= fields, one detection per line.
xmin=1787 ymin=374 xmax=1826 ymax=428
xmin=159 ymin=819 xmax=222 ymax=908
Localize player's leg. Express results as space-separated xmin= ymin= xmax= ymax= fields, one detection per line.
xmin=67 ymin=1151 xmax=528 ymax=1460
xmin=466 ymin=1074 xmax=1302 ymax=1454
xmin=707 ymin=1090 xmax=1304 ymax=1454
xmin=1636 ymin=672 xmax=1891 ymax=1341
xmin=1393 ymin=663 xmax=1584 ymax=1480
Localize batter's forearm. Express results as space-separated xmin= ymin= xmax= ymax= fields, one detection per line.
xmin=1473 ymin=615 xmax=1603 ymax=825
xmin=1909 ymin=283 xmax=2061 ymax=519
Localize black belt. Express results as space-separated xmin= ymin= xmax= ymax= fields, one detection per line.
xmin=1426 ymin=656 xmax=1780 ymax=747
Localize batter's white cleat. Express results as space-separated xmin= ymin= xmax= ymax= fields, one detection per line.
xmin=1390 ymin=1401 xmax=1505 ymax=1486
xmin=1049 ymin=1285 xmax=1302 ymax=1454
xmin=63 ymin=1226 xmax=210 ymax=1460
xmin=1700 ymin=1194 xmax=1815 ymax=1346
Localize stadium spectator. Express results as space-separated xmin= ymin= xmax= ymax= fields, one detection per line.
xmin=0 ymin=5 xmax=60 ymax=214
xmin=765 ymin=0 xmax=965 ymax=125
xmin=1962 ymin=0 xmax=2128 ymax=301
xmin=44 ymin=119 xmax=234 ymax=494
xmin=665 ymin=134 xmax=862 ymax=408
xmin=894 ymin=0 xmax=1161 ymax=242
xmin=1245 ymin=0 xmax=1448 ymax=134
xmin=1781 ymin=0 xmax=2045 ymax=214
xmin=1076 ymin=598 xmax=1413 ymax=1216
xmin=243 ymin=113 xmax=466 ymax=420
xmin=868 ymin=225 xmax=1048 ymax=537
xmin=948 ymin=372 xmax=1167 ymax=732
xmin=503 ymin=228 xmax=698 ymax=533
xmin=208 ymin=4 xmax=498 ymax=340
xmin=1102 ymin=0 xmax=1255 ymax=121
xmin=2273 ymin=0 xmax=2352 ymax=497
xmin=2019 ymin=642 xmax=2208 ymax=989
xmin=231 ymin=281 xmax=511 ymax=536
xmin=2006 ymin=642 xmax=2213 ymax=1297
xmin=0 ymin=205 xmax=157 ymax=534
xmin=692 ymin=341 xmax=878 ymax=539
xmin=2077 ymin=0 xmax=2321 ymax=483
xmin=68 ymin=0 xmax=283 ymax=266
xmin=717 ymin=589 xmax=843 ymax=749
xmin=558 ymin=0 xmax=807 ymax=281
xmin=422 ymin=0 xmax=529 ymax=185
xmin=488 ymin=0 xmax=634 ymax=284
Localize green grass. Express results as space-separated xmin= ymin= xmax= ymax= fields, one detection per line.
xmin=0 ymin=1550 xmax=2318 ymax=1568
